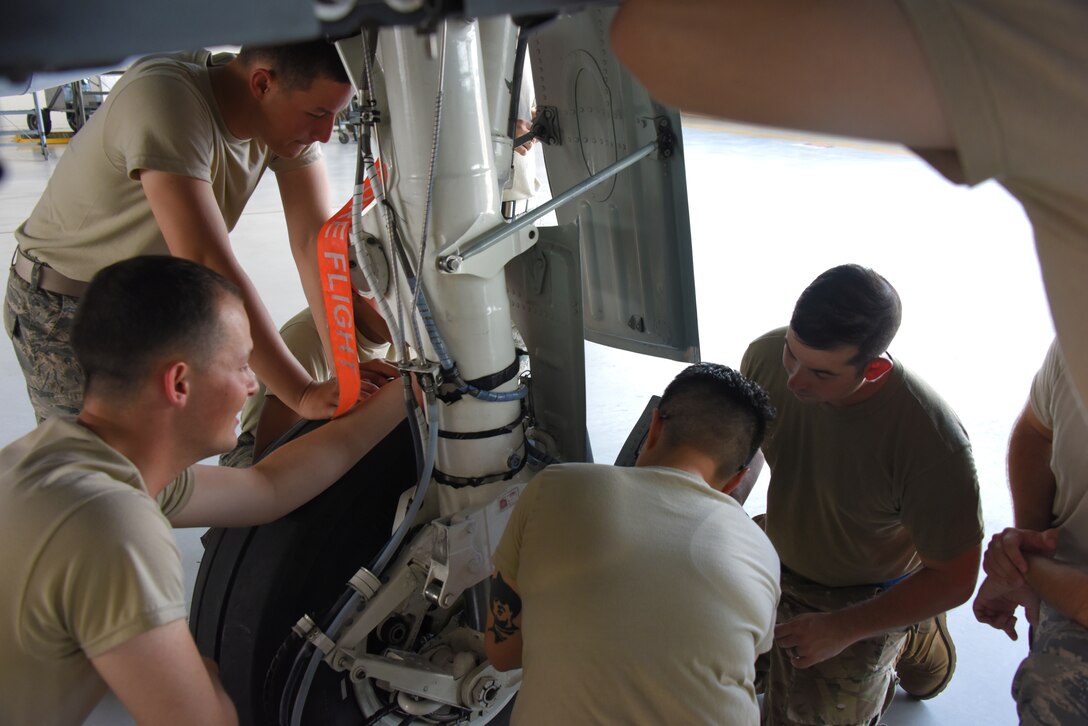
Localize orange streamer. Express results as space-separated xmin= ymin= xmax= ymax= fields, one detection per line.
xmin=316 ymin=164 xmax=382 ymax=416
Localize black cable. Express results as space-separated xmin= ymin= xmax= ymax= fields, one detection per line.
xmin=506 ymin=29 xmax=528 ymax=143
xmin=362 ymin=702 xmax=399 ymax=725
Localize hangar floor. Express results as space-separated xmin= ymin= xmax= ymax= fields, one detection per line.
xmin=0 ymin=116 xmax=1048 ymax=724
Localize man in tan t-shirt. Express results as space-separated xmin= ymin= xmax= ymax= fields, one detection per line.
xmin=0 ymin=256 xmax=409 ymax=726
xmin=6 ymin=39 xmax=358 ymax=425
xmin=485 ymin=363 xmax=782 ymax=725
xmin=739 ymin=265 xmax=982 ymax=725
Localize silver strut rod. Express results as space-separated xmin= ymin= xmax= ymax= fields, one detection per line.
xmin=438 ymin=139 xmax=658 ymax=271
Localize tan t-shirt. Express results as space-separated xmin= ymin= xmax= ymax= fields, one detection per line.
xmin=898 ymin=0 xmax=1088 ymax=413
xmin=1030 ymin=339 xmax=1088 ymax=566
xmin=14 ymin=50 xmax=322 ymax=281
xmin=239 ymin=308 xmax=392 ymax=435
xmin=741 ymin=328 xmax=983 ymax=586
xmin=0 ymin=417 xmax=195 ymax=726
xmin=493 ymin=463 xmax=780 ymax=726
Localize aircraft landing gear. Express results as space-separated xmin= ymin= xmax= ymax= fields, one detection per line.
xmin=190 ymin=422 xmax=514 ymax=725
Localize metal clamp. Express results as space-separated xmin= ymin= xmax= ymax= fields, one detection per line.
xmin=348 ymin=567 xmax=382 ymax=599
xmin=291 ymin=614 xmax=337 ymax=656
xmin=513 ymin=105 xmax=561 ymax=148
xmin=533 ymin=105 xmax=561 ymax=146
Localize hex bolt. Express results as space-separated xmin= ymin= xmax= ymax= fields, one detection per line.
xmin=439 ymin=255 xmax=462 ymax=273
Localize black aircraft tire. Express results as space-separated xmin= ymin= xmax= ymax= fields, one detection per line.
xmin=27 ymin=112 xmax=52 ymax=134
xmin=190 ymin=420 xmax=417 ymax=725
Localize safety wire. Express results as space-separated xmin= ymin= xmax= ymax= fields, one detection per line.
xmin=355 ymin=137 xmax=406 ymax=356
xmin=408 ymin=23 xmax=446 ymax=329
xmin=356 ymin=31 xmax=430 ymax=407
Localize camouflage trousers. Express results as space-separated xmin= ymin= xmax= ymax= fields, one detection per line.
xmin=760 ymin=569 xmax=907 ymax=726
xmin=1013 ymin=601 xmax=1088 ymax=725
xmin=4 ymin=270 xmax=84 ymax=423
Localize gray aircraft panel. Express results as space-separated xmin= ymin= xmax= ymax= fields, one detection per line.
xmin=530 ymin=7 xmax=700 ymax=363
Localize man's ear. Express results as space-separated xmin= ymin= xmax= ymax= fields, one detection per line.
xmin=161 ymin=362 xmax=190 ymax=407
xmin=719 ymin=466 xmax=749 ymax=495
xmin=635 ymin=409 xmax=665 ymax=465
xmin=249 ymin=68 xmax=273 ymax=100
xmin=862 ymin=357 xmax=893 ymax=382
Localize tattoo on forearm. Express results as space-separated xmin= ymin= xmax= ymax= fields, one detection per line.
xmin=489 ymin=572 xmax=522 ymax=643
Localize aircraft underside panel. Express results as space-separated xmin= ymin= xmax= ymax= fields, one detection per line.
xmin=530 ymin=8 xmax=700 ymax=363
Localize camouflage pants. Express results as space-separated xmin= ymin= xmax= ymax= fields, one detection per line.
xmin=1013 ymin=602 xmax=1088 ymax=725
xmin=760 ymin=569 xmax=907 ymax=726
xmin=4 ymin=270 xmax=84 ymax=422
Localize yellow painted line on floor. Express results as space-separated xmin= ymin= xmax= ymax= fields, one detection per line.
xmin=11 ymin=134 xmax=72 ymax=145
xmin=680 ymin=114 xmax=912 ymax=156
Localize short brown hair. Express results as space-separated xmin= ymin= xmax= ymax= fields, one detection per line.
xmin=790 ymin=264 xmax=902 ymax=369
xmin=73 ymin=257 xmax=242 ymax=397
xmin=238 ymin=39 xmax=350 ymax=90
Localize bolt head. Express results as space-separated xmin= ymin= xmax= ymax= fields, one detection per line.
xmin=472 ymin=678 xmax=500 ymax=706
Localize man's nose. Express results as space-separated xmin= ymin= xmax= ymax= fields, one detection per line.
xmin=313 ymin=115 xmax=335 ymax=143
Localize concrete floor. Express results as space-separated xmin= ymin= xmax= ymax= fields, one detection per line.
xmin=0 ymin=116 xmax=1045 ymax=724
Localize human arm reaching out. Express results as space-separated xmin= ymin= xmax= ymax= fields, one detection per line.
xmin=254 ymin=359 xmax=399 ymax=459
xmin=610 ymin=0 xmax=954 ymax=149
xmin=140 ymin=170 xmax=338 ymax=420
xmin=169 ymin=375 xmax=406 ymax=528
xmin=92 ymin=620 xmax=237 ymax=726
xmin=775 ymin=544 xmax=980 ymax=668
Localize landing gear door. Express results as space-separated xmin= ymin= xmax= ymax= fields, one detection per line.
xmin=530 ymin=7 xmax=700 ymax=363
